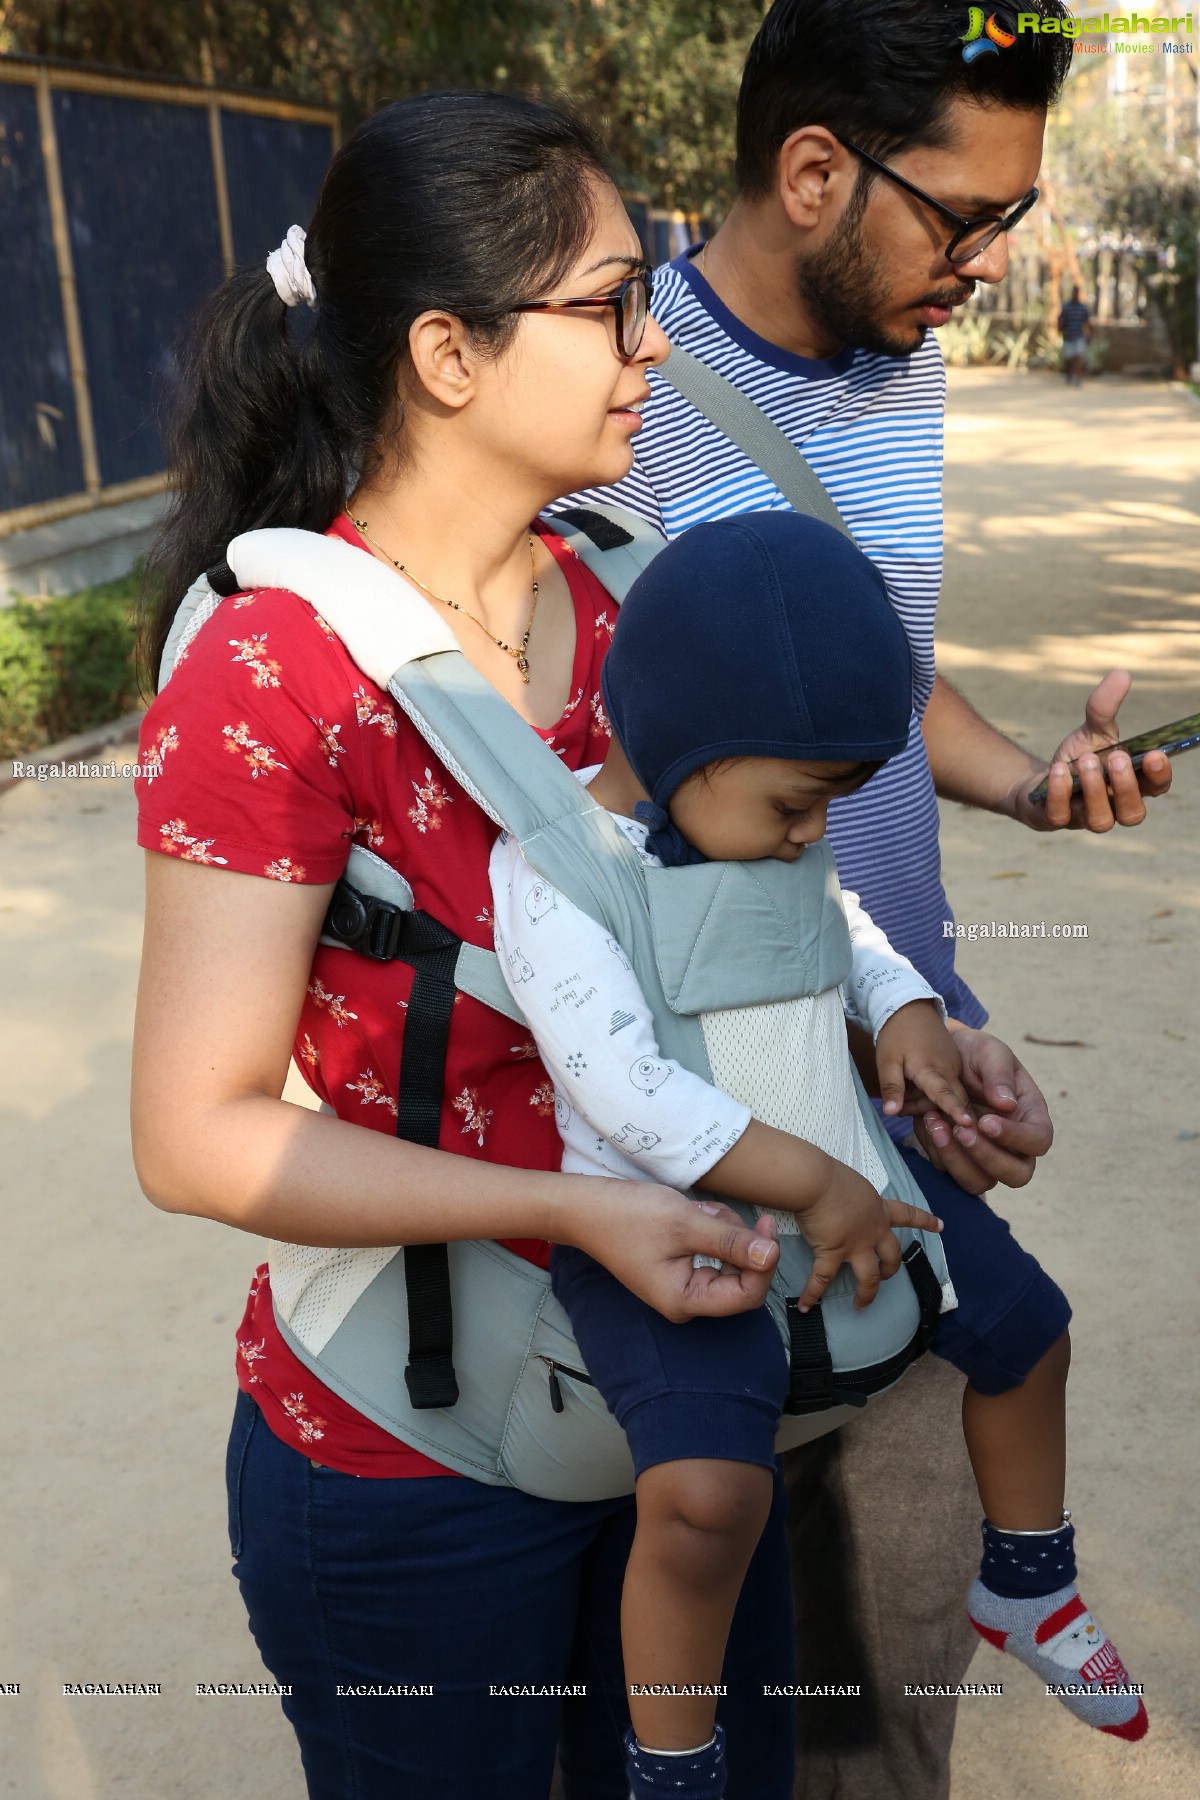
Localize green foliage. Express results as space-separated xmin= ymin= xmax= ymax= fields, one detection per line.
xmin=988 ymin=326 xmax=1034 ymax=371
xmin=1047 ymin=78 xmax=1199 ymax=374
xmin=0 ymin=605 xmax=54 ymax=760
xmin=1137 ymin=204 xmax=1198 ymax=378
xmin=937 ymin=313 xmax=993 ymax=367
xmin=0 ymin=570 xmax=140 ymax=758
xmin=0 ymin=0 xmax=766 ymax=216
xmin=1083 ymin=334 xmax=1110 ymax=376
xmin=531 ymin=1 xmax=764 ymax=216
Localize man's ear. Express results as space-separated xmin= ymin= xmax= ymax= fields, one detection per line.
xmin=777 ymin=127 xmax=852 ymax=234
xmin=407 ymin=310 xmax=480 ymax=411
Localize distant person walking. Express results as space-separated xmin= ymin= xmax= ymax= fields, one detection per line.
xmin=1058 ymin=285 xmax=1092 ymax=385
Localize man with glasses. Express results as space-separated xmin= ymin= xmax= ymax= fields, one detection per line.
xmin=573 ymin=3 xmax=1171 ymax=1795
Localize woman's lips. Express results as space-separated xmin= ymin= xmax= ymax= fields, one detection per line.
xmin=609 ymin=395 xmax=648 ymax=428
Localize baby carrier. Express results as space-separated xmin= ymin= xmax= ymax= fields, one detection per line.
xmin=160 ymin=499 xmax=954 ymax=1502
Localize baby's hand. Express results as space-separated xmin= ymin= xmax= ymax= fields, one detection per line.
xmin=793 ymin=1159 xmax=942 ymax=1312
xmin=876 ymin=1000 xmax=972 ymax=1128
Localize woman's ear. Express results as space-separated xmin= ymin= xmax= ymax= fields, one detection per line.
xmin=776 ymin=126 xmax=845 ymax=234
xmin=407 ymin=310 xmax=480 ymax=411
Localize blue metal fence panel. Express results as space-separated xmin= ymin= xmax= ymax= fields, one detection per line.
xmin=0 ymin=83 xmax=84 ymax=512
xmin=221 ymin=112 xmax=333 ymax=266
xmin=52 ymin=88 xmax=225 ymax=486
xmin=624 ymin=196 xmax=652 ymax=265
xmin=650 ymin=212 xmax=673 ymax=267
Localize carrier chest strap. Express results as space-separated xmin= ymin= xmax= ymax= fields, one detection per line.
xmin=322 ymin=877 xmax=462 ymax=1410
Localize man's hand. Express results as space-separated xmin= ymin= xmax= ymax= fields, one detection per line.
xmin=876 ymin=1000 xmax=973 ymax=1127
xmin=1010 ymin=670 xmax=1172 ymax=832
xmin=914 ymin=1025 xmax=1052 ymax=1193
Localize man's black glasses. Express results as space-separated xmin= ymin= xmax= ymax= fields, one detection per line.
xmin=509 ymin=269 xmax=653 ymax=360
xmin=837 ymin=137 xmax=1039 ymax=267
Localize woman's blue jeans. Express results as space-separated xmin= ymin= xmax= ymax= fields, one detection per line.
xmin=226 ymin=1388 xmax=796 ymax=1799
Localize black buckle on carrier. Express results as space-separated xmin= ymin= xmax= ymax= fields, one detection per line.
xmin=324 ymin=878 xmax=406 ymax=962
xmin=781 ymin=1241 xmax=945 ymax=1416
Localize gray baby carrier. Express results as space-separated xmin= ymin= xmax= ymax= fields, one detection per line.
xmin=161 ymin=504 xmax=953 ymax=1501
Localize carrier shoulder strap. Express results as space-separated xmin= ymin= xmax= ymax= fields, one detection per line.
xmin=656 ymin=346 xmax=853 ymax=541
xmin=547 ymin=500 xmax=667 ymax=601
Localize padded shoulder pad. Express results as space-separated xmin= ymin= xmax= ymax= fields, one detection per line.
xmin=227 ymin=528 xmax=457 ymax=689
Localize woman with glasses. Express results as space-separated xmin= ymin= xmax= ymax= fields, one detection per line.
xmin=130 ymin=92 xmax=799 ymax=1800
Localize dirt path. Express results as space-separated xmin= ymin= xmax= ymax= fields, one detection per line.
xmin=1 ymin=367 xmax=1196 ymax=1797
xmin=939 ymin=371 xmax=1199 ymax=1798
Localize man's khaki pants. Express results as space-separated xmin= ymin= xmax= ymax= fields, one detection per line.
xmin=787 ymin=1355 xmax=979 ymax=1799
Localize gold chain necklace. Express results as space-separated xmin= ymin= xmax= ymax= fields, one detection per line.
xmin=348 ymin=514 xmax=539 ymax=682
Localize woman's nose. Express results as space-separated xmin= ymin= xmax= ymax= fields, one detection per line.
xmin=639 ymin=314 xmax=671 ymax=368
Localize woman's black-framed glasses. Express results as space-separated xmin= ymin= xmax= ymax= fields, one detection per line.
xmin=509 ymin=268 xmax=653 ymax=360
xmin=837 ymin=136 xmax=1039 ymax=267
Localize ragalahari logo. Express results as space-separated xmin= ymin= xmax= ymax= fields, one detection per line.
xmin=961 ymin=7 xmax=1018 ymax=58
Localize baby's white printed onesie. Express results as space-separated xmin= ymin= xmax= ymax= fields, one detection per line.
xmin=487 ymin=769 xmax=944 ymax=1215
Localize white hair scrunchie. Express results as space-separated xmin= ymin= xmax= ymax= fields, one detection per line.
xmin=266 ymin=224 xmax=316 ymax=309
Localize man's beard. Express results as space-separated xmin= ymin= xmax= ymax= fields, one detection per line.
xmin=795 ymin=199 xmax=975 ymax=360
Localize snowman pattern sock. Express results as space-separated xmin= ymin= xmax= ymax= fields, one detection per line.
xmin=968 ymin=1516 xmax=1147 ymax=1740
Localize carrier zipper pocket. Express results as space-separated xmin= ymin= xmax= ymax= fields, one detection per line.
xmin=539 ymin=1355 xmax=595 ymax=1414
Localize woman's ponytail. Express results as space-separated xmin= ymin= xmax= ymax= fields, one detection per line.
xmin=140 ymin=90 xmax=611 ymax=689
xmin=141 ymin=265 xmax=348 ymax=684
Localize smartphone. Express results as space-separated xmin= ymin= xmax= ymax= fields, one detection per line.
xmin=1027 ymin=710 xmax=1200 ymax=806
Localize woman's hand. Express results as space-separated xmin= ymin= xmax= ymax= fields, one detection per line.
xmin=565 ymin=1181 xmax=782 ymax=1324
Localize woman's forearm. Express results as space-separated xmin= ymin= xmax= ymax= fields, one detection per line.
xmin=132 ymin=858 xmax=600 ymax=1251
xmin=135 ymin=1089 xmax=787 ymax=1321
xmin=135 ymin=1090 xmax=590 ymax=1248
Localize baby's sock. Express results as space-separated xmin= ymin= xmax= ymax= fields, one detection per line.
xmin=968 ymin=1515 xmax=1147 ymax=1740
xmin=624 ymin=1725 xmax=726 ymax=1798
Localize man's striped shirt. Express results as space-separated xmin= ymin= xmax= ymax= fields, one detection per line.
xmin=570 ymin=252 xmax=986 ymax=1029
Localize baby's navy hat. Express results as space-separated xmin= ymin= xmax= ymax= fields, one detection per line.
xmin=600 ymin=512 xmax=913 ymax=864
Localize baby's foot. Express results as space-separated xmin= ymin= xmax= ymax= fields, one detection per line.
xmin=968 ymin=1578 xmax=1147 ymax=1740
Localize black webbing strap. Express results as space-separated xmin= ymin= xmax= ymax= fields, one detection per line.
xmin=552 ymin=505 xmax=635 ymax=550
xmin=322 ymin=877 xmax=463 ymax=1409
xmin=395 ymin=931 xmax=462 ymax=1410
xmin=901 ymin=1240 xmax=944 ymax=1353
xmin=782 ymin=1300 xmax=865 ymax=1415
xmin=781 ymin=1241 xmax=944 ymax=1415
xmin=205 ymin=559 xmax=241 ymax=597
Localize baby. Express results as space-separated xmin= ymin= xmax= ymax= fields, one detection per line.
xmin=490 ymin=513 xmax=1145 ymax=1800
